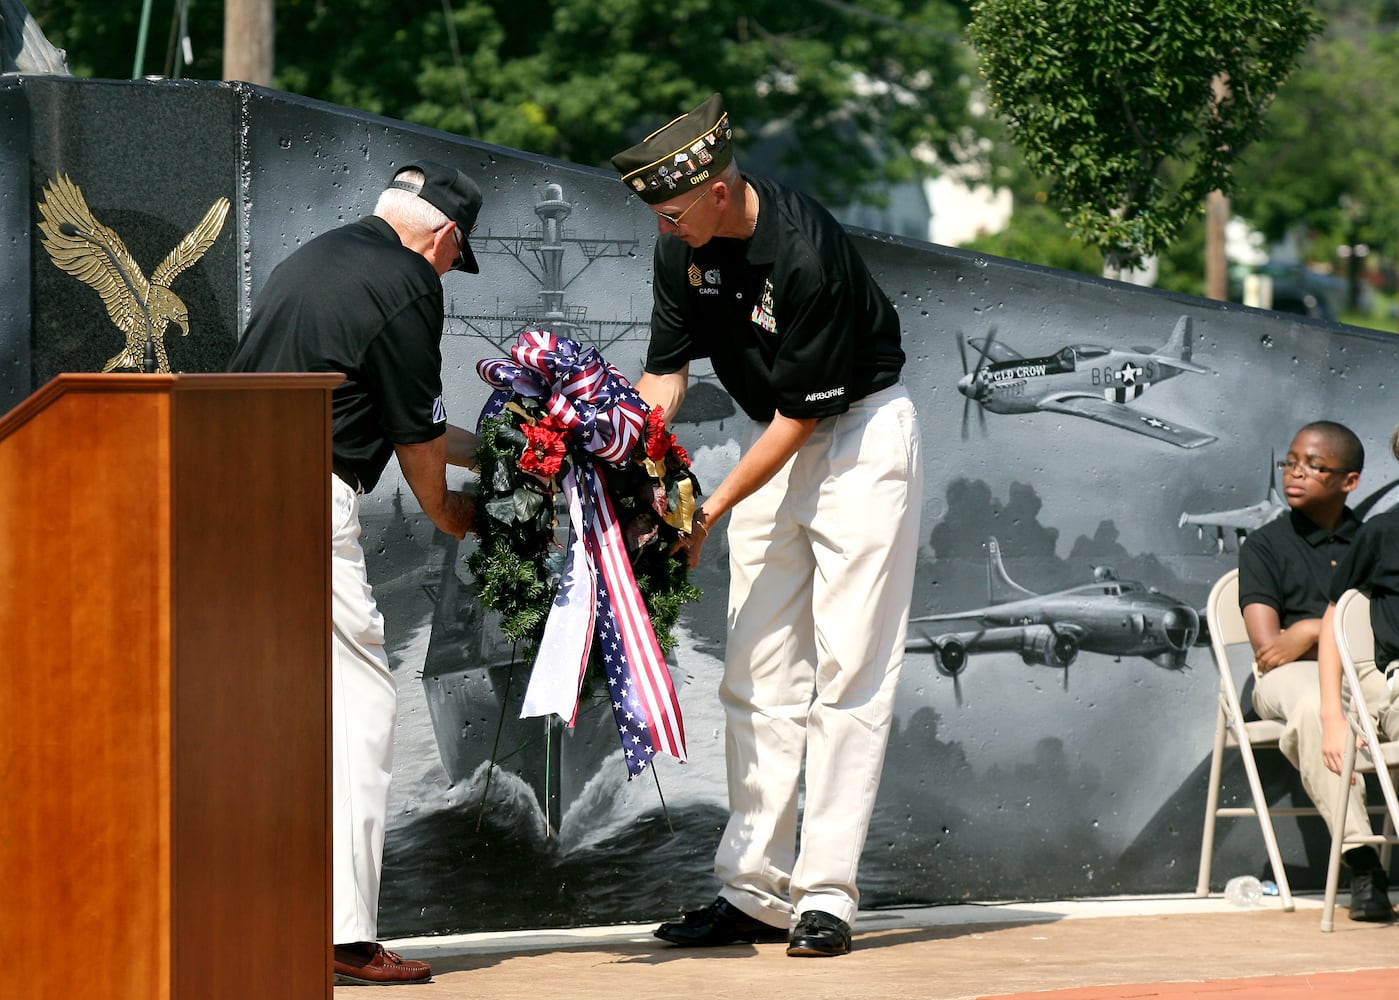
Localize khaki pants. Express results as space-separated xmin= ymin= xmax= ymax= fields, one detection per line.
xmin=715 ymin=385 xmax=923 ymax=928
xmin=330 ymin=474 xmax=398 ymax=944
xmin=1252 ymin=659 xmax=1379 ymax=846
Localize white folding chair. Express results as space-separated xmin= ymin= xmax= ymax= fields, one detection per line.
xmin=1320 ymin=588 xmax=1399 ymax=931
xmin=1196 ymin=569 xmax=1319 ymax=911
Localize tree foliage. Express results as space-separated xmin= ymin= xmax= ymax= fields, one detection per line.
xmin=967 ymin=0 xmax=1324 ymax=272
xmin=32 ymin=0 xmax=983 ymax=207
xmin=1230 ymin=2 xmax=1399 ymax=273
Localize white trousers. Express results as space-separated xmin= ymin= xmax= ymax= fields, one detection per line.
xmin=715 ymin=385 xmax=923 ymax=928
xmin=330 ymin=475 xmax=398 ymax=945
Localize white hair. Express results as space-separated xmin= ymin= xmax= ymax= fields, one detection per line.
xmin=374 ymin=168 xmax=449 ymax=235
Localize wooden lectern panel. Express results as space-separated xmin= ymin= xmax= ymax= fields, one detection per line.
xmin=1 ymin=384 xmax=175 ymax=999
xmin=0 ymin=373 xmax=339 ymax=1000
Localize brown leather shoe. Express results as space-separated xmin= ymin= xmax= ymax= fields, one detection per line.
xmin=333 ymin=942 xmax=432 ymax=985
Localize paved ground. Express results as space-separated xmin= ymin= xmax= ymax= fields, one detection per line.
xmin=338 ymin=894 xmax=1399 ymax=999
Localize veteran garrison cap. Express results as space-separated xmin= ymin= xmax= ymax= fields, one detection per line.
xmin=389 ymin=160 xmax=482 ymax=273
xmin=611 ymin=93 xmax=733 ymax=205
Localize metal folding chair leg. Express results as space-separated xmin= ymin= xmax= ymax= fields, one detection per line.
xmin=1197 ymin=569 xmax=1309 ymax=912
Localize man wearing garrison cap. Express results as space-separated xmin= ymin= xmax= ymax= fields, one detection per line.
xmin=613 ymin=94 xmax=923 ymax=958
xmin=230 ymin=160 xmax=486 ymax=985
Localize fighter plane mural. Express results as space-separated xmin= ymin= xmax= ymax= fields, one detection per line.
xmin=907 ymin=538 xmax=1201 ymax=688
xmin=1179 ymin=452 xmax=1284 ymax=554
xmin=1180 ymin=454 xmax=1399 ymax=553
xmin=957 ymin=314 xmax=1216 ymax=448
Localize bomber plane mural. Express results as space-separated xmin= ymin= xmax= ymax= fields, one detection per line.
xmin=907 ymin=537 xmax=1201 ymax=687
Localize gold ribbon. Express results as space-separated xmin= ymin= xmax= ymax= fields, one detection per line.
xmin=645 ymin=456 xmax=696 ymax=533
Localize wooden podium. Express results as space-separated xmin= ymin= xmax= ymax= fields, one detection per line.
xmin=0 ymin=373 xmax=341 ymax=1000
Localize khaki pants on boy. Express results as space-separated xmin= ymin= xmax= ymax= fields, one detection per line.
xmin=1253 ymin=659 xmax=1376 ymax=846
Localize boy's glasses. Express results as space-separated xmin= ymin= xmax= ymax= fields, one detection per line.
xmin=1276 ymin=458 xmax=1348 ymax=478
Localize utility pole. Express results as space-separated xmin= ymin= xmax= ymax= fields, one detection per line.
xmin=1204 ymin=74 xmax=1230 ymax=301
xmin=1205 ymin=189 xmax=1229 ymax=301
xmin=224 ymin=0 xmax=274 ymax=86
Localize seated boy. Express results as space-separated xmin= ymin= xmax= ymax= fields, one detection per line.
xmin=1318 ymin=423 xmax=1399 ymax=921
xmin=1240 ymin=420 xmax=1392 ymax=920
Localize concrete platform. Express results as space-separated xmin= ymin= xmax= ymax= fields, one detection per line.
xmin=341 ymin=893 xmax=1399 ymax=998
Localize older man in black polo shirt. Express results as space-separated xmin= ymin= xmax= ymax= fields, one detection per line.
xmin=1238 ymin=420 xmax=1391 ymax=920
xmin=229 ymin=160 xmax=484 ymax=981
xmin=612 ymin=94 xmax=924 ymax=957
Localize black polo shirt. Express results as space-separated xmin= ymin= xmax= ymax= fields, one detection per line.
xmin=228 ymin=216 xmax=447 ymax=492
xmin=1328 ymin=507 xmax=1399 ymax=672
xmin=645 ymin=175 xmax=903 ymax=421
xmin=1238 ymin=507 xmax=1359 ymax=627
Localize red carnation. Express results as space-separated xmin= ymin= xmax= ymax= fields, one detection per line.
xmin=519 ymin=420 xmax=567 ymax=478
xmin=644 ymin=407 xmax=670 ymax=461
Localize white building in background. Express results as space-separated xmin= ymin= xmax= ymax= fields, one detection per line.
xmin=828 ymin=165 xmax=1012 ymax=249
xmin=923 ymin=171 xmax=1013 ymax=247
xmin=830 ymin=177 xmax=939 ymax=243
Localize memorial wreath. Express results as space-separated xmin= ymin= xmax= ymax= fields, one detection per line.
xmin=468 ymin=330 xmax=700 ymax=777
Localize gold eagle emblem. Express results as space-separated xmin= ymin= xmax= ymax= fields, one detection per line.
xmin=37 ymin=174 xmax=230 ymax=373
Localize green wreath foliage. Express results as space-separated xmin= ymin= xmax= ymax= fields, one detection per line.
xmin=466 ymin=401 xmax=702 ymax=684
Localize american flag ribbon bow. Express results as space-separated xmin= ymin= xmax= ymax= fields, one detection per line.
xmin=476 ymin=330 xmax=687 ymax=777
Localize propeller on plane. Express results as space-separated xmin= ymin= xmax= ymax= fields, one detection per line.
xmin=914 ymin=620 xmax=978 ymax=707
xmin=1048 ymin=624 xmax=1074 ymax=692
xmin=956 ymin=329 xmax=996 ymax=440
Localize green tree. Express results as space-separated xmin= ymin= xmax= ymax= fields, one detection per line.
xmin=967 ymin=0 xmax=1324 ymax=273
xmin=33 ymin=0 xmax=984 ymax=208
xmin=1229 ymin=2 xmax=1399 ymax=306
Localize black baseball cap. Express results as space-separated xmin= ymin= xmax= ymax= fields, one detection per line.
xmin=389 ymin=160 xmax=482 ymax=273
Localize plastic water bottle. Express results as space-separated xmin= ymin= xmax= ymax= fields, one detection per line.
xmin=1224 ymin=875 xmax=1264 ymax=906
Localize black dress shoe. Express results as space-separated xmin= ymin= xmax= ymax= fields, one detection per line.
xmin=655 ymin=897 xmax=789 ymax=946
xmin=1349 ymin=869 xmax=1396 ymax=922
xmin=787 ymin=910 xmax=852 ymax=957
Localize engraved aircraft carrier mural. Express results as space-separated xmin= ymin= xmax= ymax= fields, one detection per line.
xmin=442 ymin=181 xmax=645 ymax=355
xmin=957 ymin=314 xmax=1216 ymax=448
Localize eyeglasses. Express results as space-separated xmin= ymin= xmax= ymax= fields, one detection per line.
xmin=655 ymin=188 xmax=711 ymax=228
xmin=1276 ymin=458 xmax=1349 ymax=478
xmin=440 ymin=222 xmax=474 ymax=269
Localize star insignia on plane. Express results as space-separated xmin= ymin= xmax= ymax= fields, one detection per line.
xmin=1117 ymin=363 xmax=1143 ymax=385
